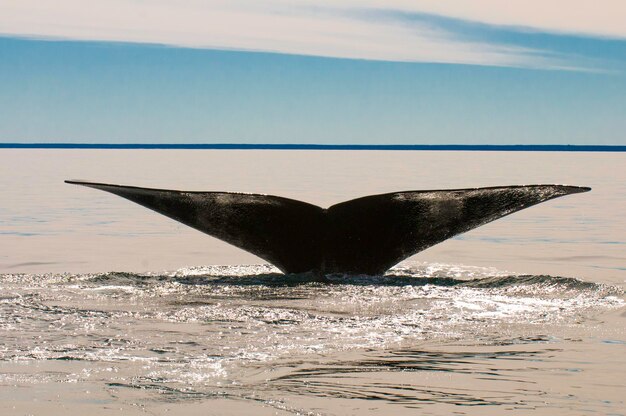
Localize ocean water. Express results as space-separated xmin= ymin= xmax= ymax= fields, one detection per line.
xmin=0 ymin=149 xmax=624 ymax=415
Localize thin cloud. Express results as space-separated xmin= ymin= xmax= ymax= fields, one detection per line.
xmin=333 ymin=0 xmax=626 ymax=39
xmin=0 ymin=0 xmax=613 ymax=69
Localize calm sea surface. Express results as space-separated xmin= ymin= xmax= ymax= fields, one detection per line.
xmin=0 ymin=150 xmax=624 ymax=415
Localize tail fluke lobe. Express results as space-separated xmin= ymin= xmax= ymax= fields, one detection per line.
xmin=65 ymin=180 xmax=325 ymax=273
xmin=66 ymin=181 xmax=590 ymax=275
xmin=325 ymin=185 xmax=590 ymax=274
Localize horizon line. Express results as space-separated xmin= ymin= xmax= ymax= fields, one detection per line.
xmin=0 ymin=143 xmax=625 ymax=152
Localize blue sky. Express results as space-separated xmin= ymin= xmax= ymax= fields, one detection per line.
xmin=1 ymin=1 xmax=625 ymax=144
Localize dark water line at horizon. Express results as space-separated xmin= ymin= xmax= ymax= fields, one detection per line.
xmin=1 ymin=143 xmax=626 ymax=151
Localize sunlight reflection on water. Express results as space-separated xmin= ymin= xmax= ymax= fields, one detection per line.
xmin=1 ymin=263 xmax=623 ymax=415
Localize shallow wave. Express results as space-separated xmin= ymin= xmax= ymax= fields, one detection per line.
xmin=2 ymin=262 xmax=615 ymax=291
xmin=1 ymin=263 xmax=622 ymax=352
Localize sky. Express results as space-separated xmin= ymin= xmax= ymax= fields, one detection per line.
xmin=1 ymin=0 xmax=625 ymax=144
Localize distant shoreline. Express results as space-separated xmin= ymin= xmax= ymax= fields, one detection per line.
xmin=1 ymin=143 xmax=625 ymax=152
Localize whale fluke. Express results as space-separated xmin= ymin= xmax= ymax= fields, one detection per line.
xmin=65 ymin=181 xmax=590 ymax=275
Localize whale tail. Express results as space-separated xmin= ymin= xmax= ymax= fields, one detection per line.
xmin=65 ymin=180 xmax=590 ymax=275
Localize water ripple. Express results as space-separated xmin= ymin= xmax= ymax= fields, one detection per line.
xmin=0 ymin=263 xmax=623 ymax=414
